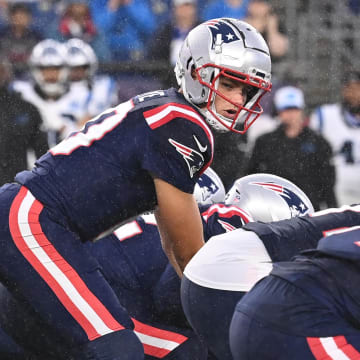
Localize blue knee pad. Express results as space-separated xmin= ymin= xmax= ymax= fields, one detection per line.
xmin=76 ymin=330 xmax=144 ymax=360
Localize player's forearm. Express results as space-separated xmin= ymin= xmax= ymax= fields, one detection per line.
xmin=155 ymin=208 xmax=204 ymax=275
xmin=154 ymin=178 xmax=205 ymax=274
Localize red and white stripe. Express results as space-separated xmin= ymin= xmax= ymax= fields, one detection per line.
xmin=9 ymin=187 xmax=124 ymax=340
xmin=251 ymin=182 xmax=283 ymax=193
xmin=168 ymin=139 xmax=196 ymax=160
xmin=217 ymin=219 xmax=237 ymax=232
xmin=113 ymin=221 xmax=143 ymax=241
xmin=311 ymin=205 xmax=360 ymax=218
xmin=307 ymin=336 xmax=360 ymax=359
xmin=132 ymin=318 xmax=188 ymax=358
xmin=204 ymin=19 xmax=220 ymax=26
xmin=309 ymin=205 xmax=360 ymax=237
xmin=322 ymin=225 xmax=360 ymax=238
xmin=141 ymin=213 xmax=157 ymax=226
xmin=143 ymin=102 xmax=214 ymax=164
xmin=113 ymin=214 xmax=158 ymax=242
xmin=202 ymin=204 xmax=253 ymax=223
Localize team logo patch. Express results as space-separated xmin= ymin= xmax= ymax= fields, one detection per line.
xmin=169 ymin=138 xmax=204 ymax=178
xmin=197 ymin=172 xmax=219 ymax=203
xmin=205 ymin=19 xmax=241 ymax=49
xmin=251 ymin=182 xmax=309 ymax=216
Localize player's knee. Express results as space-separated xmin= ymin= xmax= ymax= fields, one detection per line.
xmin=76 ymin=329 xmax=144 ymax=360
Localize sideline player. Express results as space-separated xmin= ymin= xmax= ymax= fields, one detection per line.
xmin=0 ymin=18 xmax=272 ymax=359
xmin=12 ymin=39 xmax=90 ymax=147
xmin=230 ymin=212 xmax=360 ymax=359
xmin=65 ymin=38 xmax=119 ymax=127
xmin=181 ymin=175 xmax=360 ymax=359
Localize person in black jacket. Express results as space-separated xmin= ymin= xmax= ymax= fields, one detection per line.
xmin=0 ymin=57 xmax=48 ymax=186
xmin=246 ymin=85 xmax=337 ymax=210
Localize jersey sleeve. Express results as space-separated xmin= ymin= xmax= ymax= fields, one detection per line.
xmin=242 ymin=204 xmax=360 ymax=261
xmin=200 ymin=203 xmax=253 ymax=241
xmin=142 ymin=109 xmax=213 ymax=194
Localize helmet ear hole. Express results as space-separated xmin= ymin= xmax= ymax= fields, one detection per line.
xmin=191 ymin=66 xmax=197 ymax=80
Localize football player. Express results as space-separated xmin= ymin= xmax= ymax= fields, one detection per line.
xmin=65 ymin=38 xmax=119 ymax=127
xmin=0 ymin=18 xmax=271 ymax=359
xmin=230 ymin=212 xmax=360 ymax=359
xmin=12 ymin=39 xmax=91 ymax=146
xmin=0 ymin=168 xmax=245 ymax=360
xmin=309 ymin=71 xmax=360 ymax=206
xmin=181 ymin=175 xmax=360 ymax=359
xmin=0 ymin=167 xmax=225 ymax=360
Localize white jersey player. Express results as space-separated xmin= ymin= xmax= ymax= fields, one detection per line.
xmin=309 ymin=72 xmax=360 ymax=206
xmin=12 ymin=39 xmax=90 ymax=147
xmin=65 ymin=38 xmax=118 ymax=127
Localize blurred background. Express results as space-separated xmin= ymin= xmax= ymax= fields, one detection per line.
xmin=0 ymin=0 xmax=358 ymax=110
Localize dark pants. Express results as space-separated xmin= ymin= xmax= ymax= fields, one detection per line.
xmin=0 ymin=183 xmax=143 ymax=359
xmin=230 ymin=275 xmax=360 ymax=360
xmin=181 ymin=275 xmax=245 ymax=360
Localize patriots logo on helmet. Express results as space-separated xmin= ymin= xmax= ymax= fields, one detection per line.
xmin=197 ymin=172 xmax=219 ymax=203
xmin=205 ymin=19 xmax=241 ymax=49
xmin=251 ymin=182 xmax=309 ymax=216
xmin=169 ymin=138 xmax=204 ymax=178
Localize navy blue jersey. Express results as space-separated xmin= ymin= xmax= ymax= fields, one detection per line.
xmin=317 ymin=226 xmax=360 ymax=262
xmin=85 ymin=204 xmax=250 ymax=323
xmin=86 ymin=215 xmax=168 ymax=321
xmin=269 ymin=227 xmax=360 ymax=327
xmin=242 ymin=205 xmax=360 ymax=262
xmin=88 ymin=204 xmax=250 ymax=293
xmin=200 ymin=203 xmax=252 ymax=239
xmin=251 ymin=207 xmax=360 ymax=330
xmin=15 ymin=88 xmax=213 ymax=241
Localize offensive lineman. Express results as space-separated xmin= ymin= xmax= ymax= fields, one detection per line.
xmin=0 ymin=18 xmax=272 ymax=359
xmin=182 ymin=176 xmax=360 ymax=359
xmin=230 ymin=213 xmax=360 ymax=359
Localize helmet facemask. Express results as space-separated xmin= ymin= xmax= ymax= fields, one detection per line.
xmin=29 ymin=39 xmax=69 ymax=98
xmin=196 ymin=64 xmax=271 ymax=133
xmin=65 ymin=38 xmax=98 ymax=85
xmin=32 ymin=65 xmax=69 ymax=97
xmin=175 ymin=18 xmax=272 ymax=134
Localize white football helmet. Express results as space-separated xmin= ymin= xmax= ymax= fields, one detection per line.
xmin=65 ymin=38 xmax=98 ymax=83
xmin=175 ymin=18 xmax=272 ymax=134
xmin=225 ymin=173 xmax=314 ymax=222
xmin=29 ymin=39 xmax=69 ymax=97
xmin=194 ymin=167 xmax=226 ymax=206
